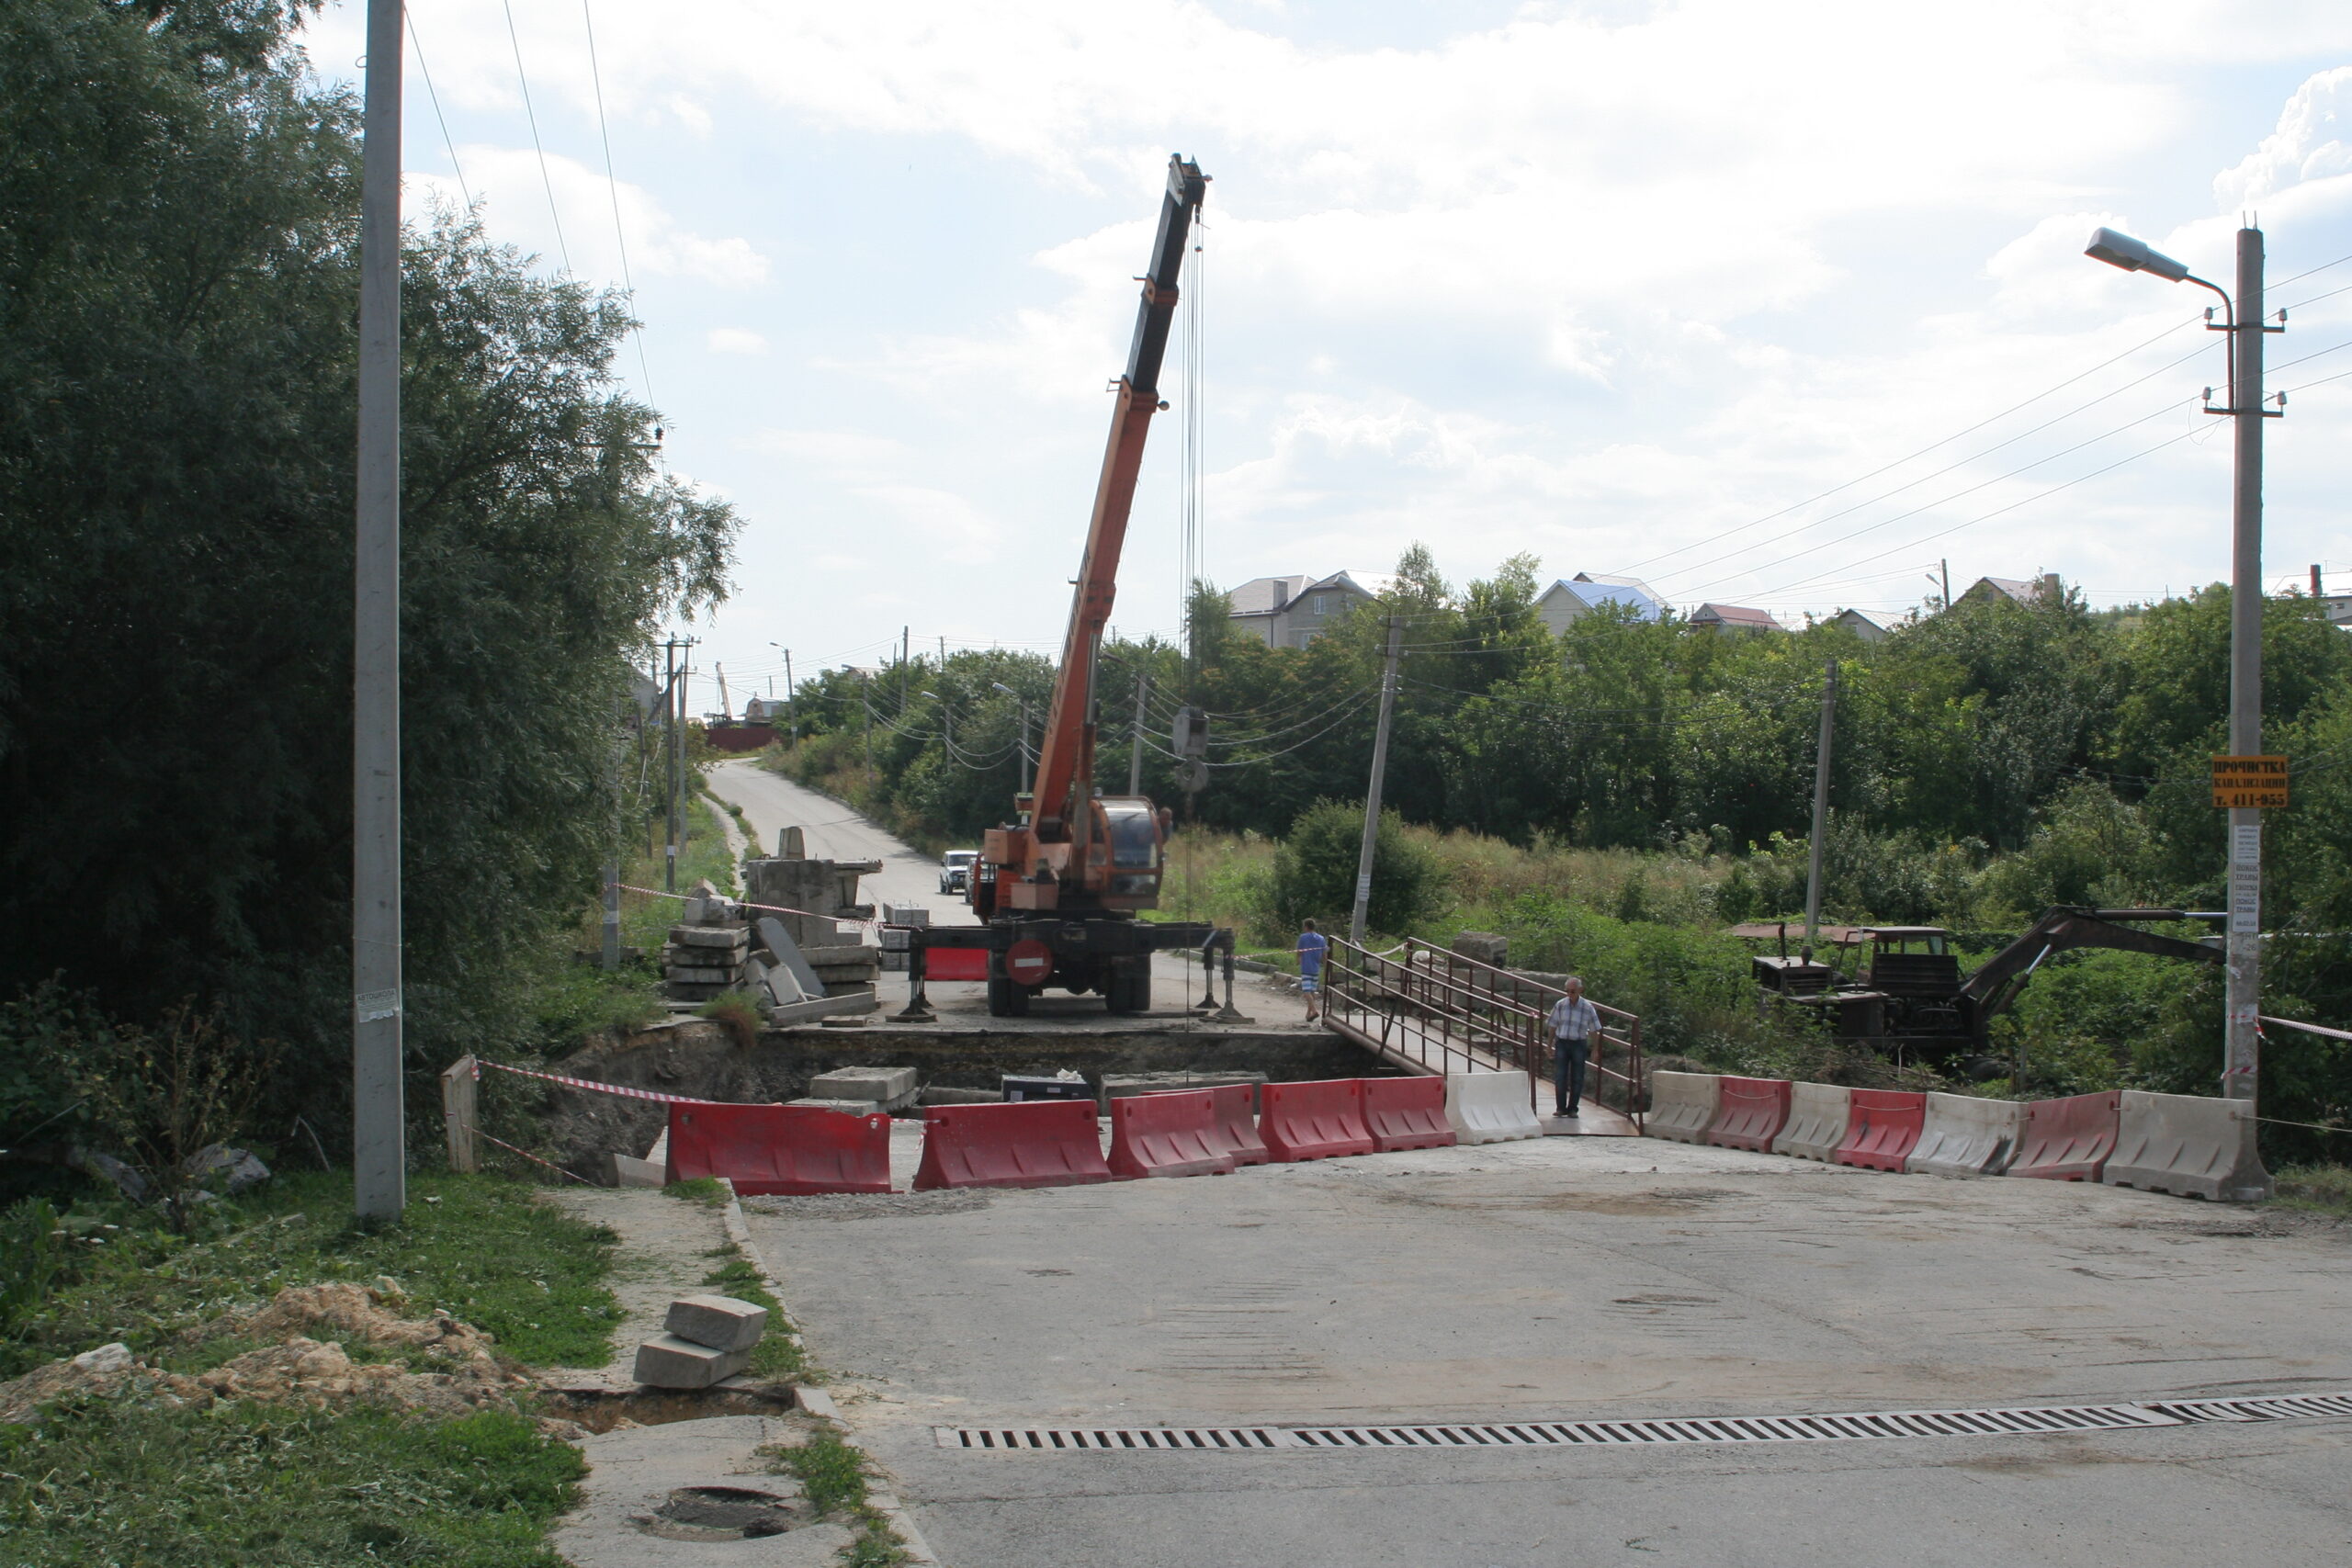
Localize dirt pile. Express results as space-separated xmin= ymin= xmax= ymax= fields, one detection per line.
xmin=0 ymin=1281 xmax=542 ymax=1427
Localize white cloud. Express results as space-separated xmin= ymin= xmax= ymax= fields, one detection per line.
xmin=421 ymin=142 xmax=766 ymax=288
xmin=707 ymin=327 xmax=769 ymax=355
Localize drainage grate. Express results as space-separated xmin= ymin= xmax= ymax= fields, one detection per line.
xmin=936 ymin=1391 xmax=2352 ymax=1452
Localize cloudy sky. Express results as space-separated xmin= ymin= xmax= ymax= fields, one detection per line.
xmin=311 ymin=0 xmax=2352 ymax=708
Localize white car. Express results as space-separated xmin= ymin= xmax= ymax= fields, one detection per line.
xmin=939 ymin=850 xmax=978 ymax=896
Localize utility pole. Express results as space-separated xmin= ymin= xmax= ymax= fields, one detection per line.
xmin=1127 ymin=668 xmax=1150 ymax=795
xmin=900 ymin=626 xmax=910 ymax=713
xmin=1349 ymin=615 xmax=1404 ymax=945
xmin=716 ymin=662 xmax=730 ymax=722
xmin=1938 ymin=558 xmax=1951 ymax=611
xmin=660 ymin=641 xmax=677 ymax=891
xmin=2222 ymin=225 xmax=2273 ymax=1119
xmin=784 ymin=649 xmax=797 ymax=742
xmin=351 ymin=0 xmax=405 ymax=1223
xmin=1802 ymin=658 xmax=1838 ymax=961
xmin=860 ymin=671 xmax=872 ymax=769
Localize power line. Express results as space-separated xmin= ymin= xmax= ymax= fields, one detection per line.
xmin=501 ymin=0 xmax=572 ymax=274
xmin=1751 ymin=424 xmax=2205 ymax=603
xmin=1672 ymin=396 xmax=2199 ymax=602
xmin=404 ymin=10 xmax=470 ymax=209
xmin=1616 ymin=313 xmax=2203 ymax=578
xmin=1649 ymin=343 xmax=2216 ymax=594
xmin=579 ymin=0 xmax=655 ymax=405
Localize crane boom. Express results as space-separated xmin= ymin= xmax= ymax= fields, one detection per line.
xmin=1028 ymin=155 xmax=1207 ymax=841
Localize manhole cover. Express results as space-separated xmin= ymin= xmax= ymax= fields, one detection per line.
xmin=635 ymin=1484 xmax=807 ymax=1540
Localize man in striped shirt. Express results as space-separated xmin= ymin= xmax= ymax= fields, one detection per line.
xmin=1546 ymin=977 xmax=1600 ymax=1119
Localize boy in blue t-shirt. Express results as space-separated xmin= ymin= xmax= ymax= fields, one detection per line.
xmin=1295 ymin=919 xmax=1329 ymax=1021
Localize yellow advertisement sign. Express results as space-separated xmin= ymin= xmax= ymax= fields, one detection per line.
xmin=2211 ymin=755 xmax=2289 ymax=809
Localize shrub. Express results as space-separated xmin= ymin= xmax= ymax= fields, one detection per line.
xmin=1271 ymin=801 xmax=1439 ymax=935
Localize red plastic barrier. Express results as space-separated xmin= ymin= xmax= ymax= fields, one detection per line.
xmin=1108 ymin=1089 xmax=1236 ymax=1179
xmin=912 ymin=1100 xmax=1113 ymax=1190
xmin=1260 ymin=1078 xmax=1374 ymax=1162
xmin=665 ymin=1102 xmax=892 ymax=1195
xmin=1707 ymin=1077 xmax=1793 ymax=1153
xmin=923 ymin=947 xmax=989 ymax=982
xmin=1833 ymin=1089 xmax=1927 ymax=1172
xmin=2009 ymin=1090 xmax=2121 ymax=1182
xmin=1204 ymin=1083 xmax=1269 ymax=1167
xmin=1362 ymin=1077 xmax=1455 ymax=1153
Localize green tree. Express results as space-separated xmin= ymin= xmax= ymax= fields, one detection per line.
xmin=0 ymin=0 xmax=736 ymax=1134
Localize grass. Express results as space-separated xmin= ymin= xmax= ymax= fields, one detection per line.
xmin=764 ymin=1424 xmax=907 ymax=1566
xmin=697 ymin=1250 xmax=806 ymax=1381
xmin=2270 ymin=1163 xmax=2352 ymax=1219
xmin=2 ymin=1171 xmax=624 ymax=1380
xmin=0 ymin=1400 xmax=582 ymax=1566
xmin=0 ymin=1170 xmax=620 ymax=1566
xmin=616 ymin=797 xmax=741 ymax=955
xmin=662 ymin=1177 xmax=728 ymax=1208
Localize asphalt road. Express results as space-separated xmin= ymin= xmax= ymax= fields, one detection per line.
xmin=706 ymin=759 xmax=976 ymax=927
xmin=746 ymin=1136 xmax=2352 ymax=1568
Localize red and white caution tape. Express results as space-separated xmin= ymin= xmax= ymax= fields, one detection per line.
xmin=474 ymin=1128 xmax=598 ymax=1185
xmin=615 ymin=882 xmax=881 ymax=929
xmin=477 ymin=1058 xmax=731 ymax=1107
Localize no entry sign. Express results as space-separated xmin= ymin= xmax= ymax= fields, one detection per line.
xmin=1005 ymin=939 xmax=1055 ymax=987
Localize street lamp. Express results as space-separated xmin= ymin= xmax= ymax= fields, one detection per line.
xmin=990 ymin=682 xmax=1032 ymax=795
xmin=2086 ymin=222 xmax=2278 ymax=1187
xmin=765 ymin=642 xmax=797 ymax=741
xmin=920 ymin=690 xmax=951 ymax=755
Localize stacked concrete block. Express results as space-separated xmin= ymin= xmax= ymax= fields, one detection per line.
xmin=801 ymin=943 xmax=881 ymax=999
xmin=742 ymin=856 xmax=881 ymax=949
xmin=808 ymin=1066 xmax=919 ymax=1111
xmin=665 ymin=923 xmax=749 ymax=1002
xmin=632 ymin=1292 xmax=769 ymax=1389
xmin=879 ymin=906 xmax=929 ymax=972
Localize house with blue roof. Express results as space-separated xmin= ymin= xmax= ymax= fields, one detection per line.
xmin=1535 ymin=572 xmax=1668 ymax=636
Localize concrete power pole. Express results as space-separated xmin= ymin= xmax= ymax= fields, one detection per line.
xmin=351 ymin=0 xmax=405 ymax=1223
xmin=1127 ymin=669 xmax=1150 ymax=795
xmin=784 ymin=649 xmax=797 ymax=742
xmin=661 ymin=640 xmax=680 ymax=892
xmin=1349 ymin=615 xmax=1405 ymax=945
xmin=1802 ymin=659 xmax=1838 ymax=961
xmin=2223 ymin=225 xmax=2273 ymax=1124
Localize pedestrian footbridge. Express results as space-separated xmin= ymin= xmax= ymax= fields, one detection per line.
xmin=1318 ymin=937 xmax=1644 ymax=1136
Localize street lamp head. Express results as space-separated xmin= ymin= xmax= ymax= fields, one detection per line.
xmin=920 ymin=690 xmax=940 ymax=702
xmin=2085 ymin=226 xmax=2190 ymax=283
xmin=990 ymin=682 xmax=1018 ymax=698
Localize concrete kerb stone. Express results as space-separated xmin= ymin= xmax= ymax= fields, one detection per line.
xmin=788 ymin=1386 xmax=943 ymax=1567
xmin=717 ymin=1180 xmax=945 ymax=1562
xmin=1773 ymin=1082 xmax=1851 ymax=1162
xmin=1644 ymin=1071 xmax=1721 ymax=1145
xmin=664 ymin=1293 xmax=769 ymax=1353
xmin=1907 ymin=1092 xmax=2025 ymax=1179
xmin=632 ymin=1333 xmax=751 ymax=1388
xmin=2104 ymin=1090 xmax=2273 ymax=1201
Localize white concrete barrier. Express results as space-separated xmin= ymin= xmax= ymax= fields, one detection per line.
xmin=1445 ymin=1072 xmax=1544 ymax=1145
xmin=1644 ymin=1072 xmax=1721 ymax=1145
xmin=1771 ymin=1082 xmax=1850 ymax=1162
xmin=2104 ymin=1090 xmax=2272 ymax=1202
xmin=1906 ymin=1092 xmax=2024 ymax=1179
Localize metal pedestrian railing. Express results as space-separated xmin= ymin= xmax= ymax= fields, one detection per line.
xmin=1321 ymin=937 xmax=1644 ymax=1131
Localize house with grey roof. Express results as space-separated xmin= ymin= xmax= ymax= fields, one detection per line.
xmin=1535 ymin=572 xmax=1667 ymax=636
xmin=1691 ymin=603 xmax=1784 ymax=635
xmin=1828 ymin=608 xmax=1888 ymax=643
xmin=1226 ymin=570 xmax=1394 ymax=649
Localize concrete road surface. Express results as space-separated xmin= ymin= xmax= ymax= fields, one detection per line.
xmin=746 ymin=1136 xmax=2352 ymax=1568
xmin=707 ymin=759 xmax=976 ymax=926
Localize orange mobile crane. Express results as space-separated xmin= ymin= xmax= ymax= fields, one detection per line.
xmin=913 ymin=155 xmax=1215 ymax=1017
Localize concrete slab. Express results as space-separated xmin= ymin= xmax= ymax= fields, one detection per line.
xmin=742 ymin=1135 xmax=2352 ymax=1568
xmin=550 ymin=1414 xmax=854 ymax=1568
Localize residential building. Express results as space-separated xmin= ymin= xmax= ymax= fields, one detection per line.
xmin=1691 ymin=603 xmax=1784 ymax=635
xmin=1226 ymin=570 xmax=1394 ymax=649
xmin=1535 ymin=572 xmax=1667 ymax=636
xmin=2323 ymin=592 xmax=2352 ymax=628
xmin=1829 ymin=608 xmax=1888 ymax=643
xmin=1957 ymin=572 xmax=2062 ymax=609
